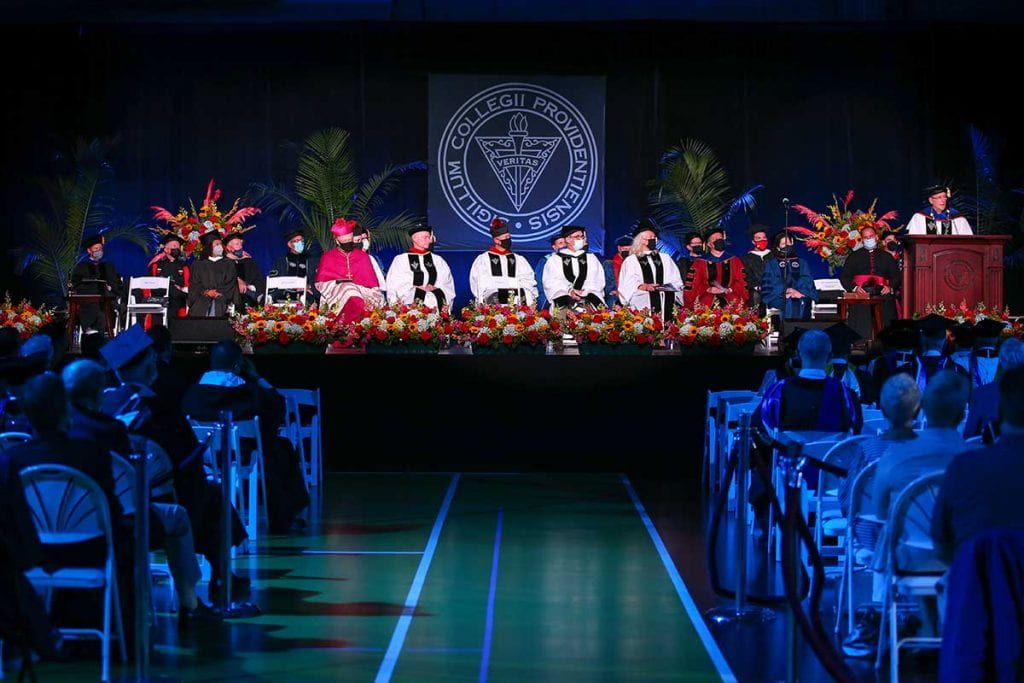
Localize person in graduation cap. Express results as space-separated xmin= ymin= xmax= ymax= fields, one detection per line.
xmin=761 ymin=231 xmax=817 ymax=320
xmin=469 ymin=217 xmax=538 ymax=306
xmin=542 ymin=224 xmax=606 ymax=311
xmin=683 ymin=227 xmax=748 ymax=307
xmin=963 ymin=337 xmax=1024 ymax=441
xmin=824 ymin=322 xmax=875 ymax=404
xmin=949 ymin=322 xmax=975 ymax=377
xmin=143 ymin=233 xmax=191 ymax=321
xmin=741 ymin=225 xmax=773 ymax=311
xmin=916 ymin=313 xmax=969 ymax=391
xmin=315 ymin=218 xmax=385 ymax=322
xmin=223 ymin=232 xmax=263 ymax=310
xmin=187 ymin=231 xmax=238 ymax=317
xmin=906 ymin=183 xmax=973 ymax=235
xmin=603 ymin=235 xmax=634 ymax=308
xmin=675 ymin=232 xmax=705 ymax=281
xmin=385 ymin=223 xmax=456 ymax=310
xmin=618 ymin=219 xmax=683 ymax=318
xmin=534 ymin=233 xmax=566 ymax=310
xmin=71 ymin=234 xmax=126 ymax=335
xmin=839 ymin=225 xmax=901 ymax=338
xmin=268 ymin=229 xmax=320 ymax=305
xmin=970 ymin=318 xmax=1008 ymax=386
xmin=869 ymin=320 xmax=921 ymax=391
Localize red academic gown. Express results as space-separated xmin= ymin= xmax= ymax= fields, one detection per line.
xmin=684 ymin=255 xmax=749 ymax=307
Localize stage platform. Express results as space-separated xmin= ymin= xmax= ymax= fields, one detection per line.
xmin=170 ymin=349 xmax=781 ymax=474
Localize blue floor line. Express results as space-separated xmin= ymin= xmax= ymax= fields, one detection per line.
xmin=478 ymin=508 xmax=504 ymax=683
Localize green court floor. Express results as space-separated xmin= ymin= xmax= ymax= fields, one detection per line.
xmin=30 ymin=473 xmax=734 ymax=682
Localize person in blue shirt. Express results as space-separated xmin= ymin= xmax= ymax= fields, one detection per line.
xmin=534 ymin=234 xmax=566 ymax=310
xmin=761 ymin=231 xmax=816 ymax=320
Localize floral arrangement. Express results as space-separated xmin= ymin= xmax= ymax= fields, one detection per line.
xmin=455 ymin=303 xmax=562 ymax=349
xmin=567 ymin=307 xmax=664 ymax=346
xmin=786 ymin=190 xmax=899 ymax=272
xmin=920 ymin=301 xmax=1011 ymax=325
xmin=231 ymin=302 xmax=335 ymax=347
xmin=0 ymin=294 xmax=56 ymax=340
xmin=151 ymin=179 xmax=260 ymax=256
xmin=336 ymin=304 xmax=454 ymax=348
xmin=668 ymin=303 xmax=770 ymax=348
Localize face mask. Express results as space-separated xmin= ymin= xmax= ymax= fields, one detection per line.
xmin=754 ymin=240 xmax=769 ymax=251
xmin=619 ymin=249 xmax=630 ymax=258
xmin=229 ymin=247 xmax=244 ymax=258
xmin=339 ymin=242 xmax=355 ymax=253
xmin=293 ymin=241 xmax=305 ymax=254
xmin=776 ymin=245 xmax=794 ymax=258
xmin=169 ymin=248 xmax=182 ymax=259
xmin=211 ymin=244 xmax=224 ymax=257
xmin=361 ymin=239 xmax=370 ymax=252
xmin=646 ymin=239 xmax=657 ymax=251
xmin=572 ymin=239 xmax=585 ymax=251
xmin=863 ymin=238 xmax=877 ymax=250
xmin=91 ymin=249 xmax=104 ymax=261
xmin=689 ymin=244 xmax=703 ymax=255
xmin=887 ymin=242 xmax=902 ymax=253
xmin=498 ymin=238 xmax=512 ymax=251
xmin=711 ymin=239 xmax=726 ymax=251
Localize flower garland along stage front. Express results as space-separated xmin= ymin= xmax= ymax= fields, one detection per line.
xmin=151 ymin=179 xmax=261 ymax=257
xmin=456 ymin=303 xmax=563 ymax=354
xmin=669 ymin=303 xmax=770 ymax=353
xmin=231 ymin=303 xmax=337 ymax=353
xmin=567 ymin=307 xmax=665 ymax=355
xmin=0 ymin=294 xmax=57 ymax=340
xmin=919 ymin=301 xmax=1024 ymax=339
xmin=339 ymin=304 xmax=454 ymax=354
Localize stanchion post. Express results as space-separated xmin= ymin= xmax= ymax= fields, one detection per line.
xmin=218 ymin=410 xmax=233 ymax=613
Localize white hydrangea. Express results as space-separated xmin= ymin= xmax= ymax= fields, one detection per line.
xmin=718 ymin=323 xmax=734 ymax=336
xmin=745 ymin=322 xmax=759 ymax=335
xmin=681 ymin=324 xmax=696 ymax=336
xmin=417 ymin=319 xmax=430 ymax=332
xmin=697 ymin=327 xmax=714 ymax=339
xmin=502 ymin=324 xmax=517 ymax=337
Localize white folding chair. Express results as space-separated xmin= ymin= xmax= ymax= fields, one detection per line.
xmin=0 ymin=431 xmax=31 ymax=451
xmin=835 ymin=460 xmax=884 ymax=637
xmin=862 ymin=417 xmax=888 ymax=435
xmin=705 ymin=390 xmax=758 ymax=491
xmin=126 ymin=276 xmax=171 ymax=329
xmin=278 ymin=388 xmax=322 ymax=488
xmin=875 ymin=472 xmax=947 ymax=681
xmin=265 ymin=276 xmax=308 ymax=306
xmin=188 ymin=417 xmax=268 ymax=551
xmin=21 ymin=464 xmax=127 ymax=682
xmin=814 ymin=435 xmax=872 ymax=573
xmin=964 ymin=435 xmax=983 ymax=446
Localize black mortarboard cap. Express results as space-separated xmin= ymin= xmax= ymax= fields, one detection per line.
xmin=916 ymin=313 xmax=955 ymax=339
xmin=923 ymin=182 xmax=952 ymax=200
xmin=223 ymin=231 xmax=246 ymax=247
xmin=824 ymin=322 xmax=862 ymax=357
xmin=549 ymin=233 xmax=563 ymax=246
xmin=951 ymin=322 xmax=975 ymax=349
xmin=781 ymin=326 xmax=809 ymax=349
xmin=683 ymin=231 xmax=703 ymax=245
xmin=615 ymin=235 xmax=633 ymax=248
xmin=748 ymin=223 xmax=772 ymax=237
xmin=973 ymin=318 xmax=1008 ymax=340
xmin=633 ymin=218 xmax=659 ymax=238
xmin=159 ymin=233 xmax=183 ymax=246
xmin=408 ymin=223 xmax=432 ymax=237
xmin=82 ymin=234 xmax=104 ymax=251
xmin=489 ymin=218 xmax=510 ymax=238
xmin=878 ymin=320 xmax=920 ymax=350
xmin=100 ymin=324 xmax=154 ymax=371
xmin=283 ymin=229 xmax=305 ymax=242
xmin=560 ymin=225 xmax=586 ymax=239
xmin=199 ymin=230 xmax=223 ymax=249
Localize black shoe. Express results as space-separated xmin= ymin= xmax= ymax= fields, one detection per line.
xmin=178 ymin=601 xmax=224 ymax=631
xmin=842 ymin=603 xmax=881 ymax=658
xmin=207 ymin=573 xmax=252 ymax=603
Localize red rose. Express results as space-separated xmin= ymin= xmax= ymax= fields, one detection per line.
xmin=588 ymin=330 xmax=600 ymax=343
xmin=278 ymin=332 xmax=291 ymax=345
xmin=681 ymin=335 xmax=695 ymax=346
xmin=399 ymin=330 xmax=410 ymax=340
xmin=846 ymin=239 xmax=857 ymax=248
xmin=526 ymin=330 xmax=539 ymax=343
xmin=524 ymin=316 xmax=536 ymax=326
xmin=608 ymin=330 xmax=621 ymax=343
xmin=502 ymin=334 xmax=514 ymax=345
xmin=734 ymin=331 xmax=746 ymax=344
xmin=636 ymin=333 xmax=649 ymax=345
xmin=710 ymin=334 xmax=721 ymax=347
xmin=540 ymin=310 xmax=551 ymax=320
xmin=256 ymin=331 xmax=269 ymax=344
xmin=302 ymin=330 xmax=315 ymax=342
xmin=375 ymin=330 xmax=387 ymax=341
xmin=836 ymin=247 xmax=847 ymax=255
xmin=839 ymin=231 xmax=849 ymax=240
xmin=444 ymin=324 xmax=454 ymax=334
xmin=488 ymin=319 xmax=498 ymax=329
xmin=477 ymin=333 xmax=491 ymax=345
xmin=419 ymin=331 xmax=432 ymax=342
xmin=550 ymin=321 xmax=561 ymax=332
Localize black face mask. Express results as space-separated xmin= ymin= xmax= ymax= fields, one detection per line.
xmin=229 ymin=248 xmax=244 ymax=258
xmin=887 ymin=243 xmax=903 ymax=253
xmin=339 ymin=242 xmax=355 ymax=253
xmin=619 ymin=249 xmax=631 ymax=258
xmin=776 ymin=245 xmax=794 ymax=258
xmin=498 ymin=238 xmax=512 ymax=251
xmin=711 ymin=239 xmax=726 ymax=251
xmin=169 ymin=248 xmax=181 ymax=259
xmin=646 ymin=239 xmax=657 ymax=251
xmin=688 ymin=244 xmax=703 ymax=255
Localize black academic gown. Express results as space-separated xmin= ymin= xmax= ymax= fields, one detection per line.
xmin=741 ymin=251 xmax=771 ymax=311
xmin=187 ymin=257 xmax=238 ymax=317
xmin=269 ymin=251 xmax=320 ymax=304
xmin=229 ymin=257 xmax=263 ymax=309
xmin=839 ymin=248 xmax=901 ymax=339
xmin=182 ymin=379 xmax=310 ymax=533
xmin=71 ymin=259 xmax=125 ymax=333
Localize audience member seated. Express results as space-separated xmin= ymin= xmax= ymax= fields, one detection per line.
xmin=98 ymin=325 xmax=248 ymax=598
xmin=147 ymin=323 xmax=190 ymax=410
xmin=0 ymin=353 xmax=49 ymax=433
xmin=962 ymin=338 xmax=1024 ymax=442
xmin=932 ymin=364 xmax=1024 ymax=564
xmin=61 ymin=359 xmax=221 ymax=627
xmin=182 ymin=341 xmax=310 ymax=535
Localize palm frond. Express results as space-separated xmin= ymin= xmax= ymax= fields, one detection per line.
xmin=719 ymin=184 xmax=763 ymax=228
xmin=294 ymin=127 xmax=358 ymax=224
xmin=649 ymin=138 xmax=735 ymax=237
xmin=364 ymin=212 xmax=421 ymax=252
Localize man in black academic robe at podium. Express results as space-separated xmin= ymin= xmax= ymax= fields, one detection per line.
xmin=71 ymin=234 xmax=125 ymax=335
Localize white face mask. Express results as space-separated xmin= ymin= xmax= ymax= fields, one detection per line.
xmin=91 ymin=249 xmax=104 ymax=261
xmin=211 ymin=244 xmax=224 ymax=257
xmin=572 ymin=239 xmax=585 ymax=251
xmin=362 ymin=239 xmax=370 ymax=251
xmin=863 ymin=238 xmax=877 ymax=250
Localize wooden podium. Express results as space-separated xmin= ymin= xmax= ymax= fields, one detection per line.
xmin=902 ymin=235 xmax=1011 ymax=317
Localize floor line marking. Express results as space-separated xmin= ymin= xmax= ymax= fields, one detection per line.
xmin=375 ymin=473 xmax=462 ymax=682
xmin=621 ymin=475 xmax=738 ymax=683
xmin=478 ymin=508 xmax=504 ymax=683
xmin=300 ymin=550 xmax=424 ymax=555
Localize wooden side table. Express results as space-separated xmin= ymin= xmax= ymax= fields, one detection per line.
xmin=837 ymin=295 xmax=886 ymax=339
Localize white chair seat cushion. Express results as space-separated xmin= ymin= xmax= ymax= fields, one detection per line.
xmin=26 ymin=567 xmax=107 ymax=589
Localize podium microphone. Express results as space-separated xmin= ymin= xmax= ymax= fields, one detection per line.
xmin=782 ymin=197 xmax=791 ymax=225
